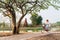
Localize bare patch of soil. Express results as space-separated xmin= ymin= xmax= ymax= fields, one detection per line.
xmin=0 ymin=32 xmax=12 ymax=37
xmin=27 ymin=33 xmax=60 ymax=40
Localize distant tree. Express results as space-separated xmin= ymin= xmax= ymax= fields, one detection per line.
xmin=37 ymin=16 xmax=42 ymax=25
xmin=24 ymin=18 xmax=28 ymax=27
xmin=30 ymin=12 xmax=43 ymax=26
xmin=56 ymin=22 xmax=60 ymax=26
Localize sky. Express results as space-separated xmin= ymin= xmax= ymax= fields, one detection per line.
xmin=0 ymin=6 xmax=60 ymax=24
xmin=39 ymin=6 xmax=60 ymax=23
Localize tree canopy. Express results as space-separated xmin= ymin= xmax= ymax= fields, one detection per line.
xmin=0 ymin=0 xmax=60 ymax=15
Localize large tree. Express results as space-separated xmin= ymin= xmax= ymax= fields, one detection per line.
xmin=0 ymin=0 xmax=60 ymax=34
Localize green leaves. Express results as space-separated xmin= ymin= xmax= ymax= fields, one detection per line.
xmin=37 ymin=16 xmax=42 ymax=25
xmin=0 ymin=0 xmax=60 ymax=13
xmin=0 ymin=0 xmax=60 ymax=21
xmin=30 ymin=12 xmax=43 ymax=25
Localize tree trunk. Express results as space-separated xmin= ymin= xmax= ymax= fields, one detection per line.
xmin=13 ymin=26 xmax=17 ymax=34
xmin=11 ymin=12 xmax=17 ymax=34
xmin=16 ymin=6 xmax=28 ymax=34
xmin=7 ymin=5 xmax=27 ymax=34
xmin=16 ymin=17 xmax=23 ymax=34
xmin=7 ymin=6 xmax=17 ymax=34
xmin=16 ymin=15 xmax=26 ymax=34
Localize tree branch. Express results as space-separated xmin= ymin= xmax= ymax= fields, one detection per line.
xmin=27 ymin=3 xmax=37 ymax=12
xmin=0 ymin=0 xmax=7 ymax=5
xmin=0 ymin=5 xmax=5 ymax=8
xmin=20 ymin=6 xmax=24 ymax=15
xmin=22 ymin=1 xmax=37 ymax=6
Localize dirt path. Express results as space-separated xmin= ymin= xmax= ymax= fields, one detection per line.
xmin=28 ymin=32 xmax=60 ymax=40
xmin=0 ymin=32 xmax=60 ymax=40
